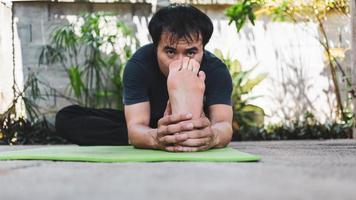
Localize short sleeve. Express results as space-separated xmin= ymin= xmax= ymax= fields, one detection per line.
xmin=122 ymin=60 xmax=149 ymax=105
xmin=204 ymin=62 xmax=233 ymax=107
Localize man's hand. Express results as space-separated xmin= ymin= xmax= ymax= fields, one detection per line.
xmin=168 ymin=115 xmax=218 ymax=152
xmin=158 ymin=102 xmax=217 ymax=152
xmin=154 ymin=111 xmax=195 ymax=151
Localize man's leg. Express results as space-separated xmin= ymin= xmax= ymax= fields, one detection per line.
xmin=55 ymin=105 xmax=128 ymax=145
xmin=167 ymin=58 xmax=206 ymax=119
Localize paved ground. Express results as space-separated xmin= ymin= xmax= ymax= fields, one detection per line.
xmin=0 ymin=139 xmax=355 ymax=200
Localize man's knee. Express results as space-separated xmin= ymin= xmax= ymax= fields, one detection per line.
xmin=55 ymin=105 xmax=81 ymax=132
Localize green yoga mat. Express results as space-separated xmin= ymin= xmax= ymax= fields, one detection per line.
xmin=0 ymin=146 xmax=260 ymax=163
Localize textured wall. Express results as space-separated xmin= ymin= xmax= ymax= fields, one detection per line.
xmin=10 ymin=2 xmax=152 ymax=121
xmin=201 ymin=7 xmax=350 ymax=123
xmin=1 ymin=1 xmax=352 ymax=124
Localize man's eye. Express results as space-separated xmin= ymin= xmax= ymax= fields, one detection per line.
xmin=166 ymin=50 xmax=175 ymax=56
xmin=187 ymin=52 xmax=196 ymax=57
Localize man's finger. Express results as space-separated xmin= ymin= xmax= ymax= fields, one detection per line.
xmin=183 ymin=128 xmax=213 ymax=139
xmin=169 ymin=145 xmax=210 ymax=152
xmin=178 ymin=138 xmax=211 ymax=147
xmin=165 ymin=146 xmax=180 ymax=152
xmin=159 ymin=134 xmax=188 ymax=145
xmin=157 ymin=113 xmax=192 ymax=127
xmin=157 ymin=125 xmax=168 ymax=137
xmin=157 ymin=123 xmax=194 ymax=137
xmin=181 ymin=117 xmax=210 ymax=130
xmin=191 ymin=117 xmax=211 ymax=129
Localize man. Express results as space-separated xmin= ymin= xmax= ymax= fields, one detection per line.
xmin=55 ymin=4 xmax=233 ymax=152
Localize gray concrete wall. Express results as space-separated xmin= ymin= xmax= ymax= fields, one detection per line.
xmin=11 ymin=2 xmax=152 ymax=121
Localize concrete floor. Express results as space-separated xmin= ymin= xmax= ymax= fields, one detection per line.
xmin=0 ymin=139 xmax=355 ymax=200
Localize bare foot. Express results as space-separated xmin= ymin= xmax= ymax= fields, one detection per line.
xmin=167 ymin=57 xmax=206 ymax=119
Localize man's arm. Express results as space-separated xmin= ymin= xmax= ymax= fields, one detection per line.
xmin=124 ymin=102 xmax=156 ymax=149
xmin=124 ymin=102 xmax=195 ymax=150
xmin=208 ymin=104 xmax=233 ymax=148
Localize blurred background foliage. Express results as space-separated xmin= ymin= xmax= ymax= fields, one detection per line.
xmin=214 ymin=49 xmax=267 ymax=129
xmin=225 ymin=0 xmax=354 ymax=140
xmin=1 ymin=3 xmax=354 ymax=144
xmin=1 ymin=12 xmax=136 ymax=145
xmin=39 ymin=12 xmax=138 ymax=110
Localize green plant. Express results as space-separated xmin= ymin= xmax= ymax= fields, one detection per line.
xmin=0 ymin=64 xmax=69 ymax=145
xmin=225 ymin=0 xmax=355 ymax=123
xmin=214 ymin=49 xmax=267 ymax=130
xmin=225 ymin=0 xmax=262 ymax=32
xmin=39 ymin=12 xmax=138 ymax=110
xmin=266 ymin=111 xmax=351 ymax=140
xmin=1 ymin=12 xmax=137 ymax=145
xmin=233 ymin=111 xmax=352 ymax=141
xmin=0 ymin=114 xmax=67 ymax=145
xmin=0 ymin=5 xmax=68 ymax=145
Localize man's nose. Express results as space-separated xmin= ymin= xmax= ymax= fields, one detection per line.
xmin=176 ymin=54 xmax=184 ymax=60
xmin=176 ymin=54 xmax=189 ymax=61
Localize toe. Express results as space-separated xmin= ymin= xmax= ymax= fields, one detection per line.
xmin=190 ymin=59 xmax=200 ymax=74
xmin=198 ymin=71 xmax=206 ymax=81
xmin=182 ymin=57 xmax=190 ymax=70
xmin=169 ymin=60 xmax=182 ymax=73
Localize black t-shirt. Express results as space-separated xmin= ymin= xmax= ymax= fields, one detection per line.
xmin=123 ymin=43 xmax=232 ymax=128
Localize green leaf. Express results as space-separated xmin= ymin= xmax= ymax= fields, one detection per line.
xmin=68 ymin=66 xmax=85 ymax=98
xmin=213 ymin=49 xmax=224 ymax=60
xmin=117 ymin=21 xmax=133 ymax=36
xmin=237 ymin=104 xmax=265 ymax=127
xmin=225 ymin=0 xmax=259 ymax=32
xmin=248 ymin=12 xmax=256 ymax=25
xmin=95 ymin=90 xmax=115 ymax=97
xmin=52 ymin=25 xmax=77 ymax=50
xmin=22 ymin=97 xmax=40 ymax=122
xmin=107 ymin=53 xmax=119 ymax=66
xmin=38 ymin=45 xmax=64 ymax=65
xmin=37 ymin=12 xmax=138 ymax=109
xmin=230 ymin=60 xmax=241 ymax=74
xmin=234 ymin=71 xmax=248 ymax=87
xmin=241 ymin=73 xmax=267 ymax=93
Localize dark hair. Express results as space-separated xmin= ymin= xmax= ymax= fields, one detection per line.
xmin=148 ymin=4 xmax=214 ymax=47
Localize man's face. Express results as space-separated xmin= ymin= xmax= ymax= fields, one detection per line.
xmin=156 ymin=32 xmax=204 ymax=76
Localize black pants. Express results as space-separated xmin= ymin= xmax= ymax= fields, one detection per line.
xmin=55 ymin=105 xmax=129 ymax=145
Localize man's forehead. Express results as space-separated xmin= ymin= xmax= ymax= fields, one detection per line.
xmin=159 ymin=32 xmax=202 ymax=48
xmin=163 ymin=41 xmax=199 ymax=48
